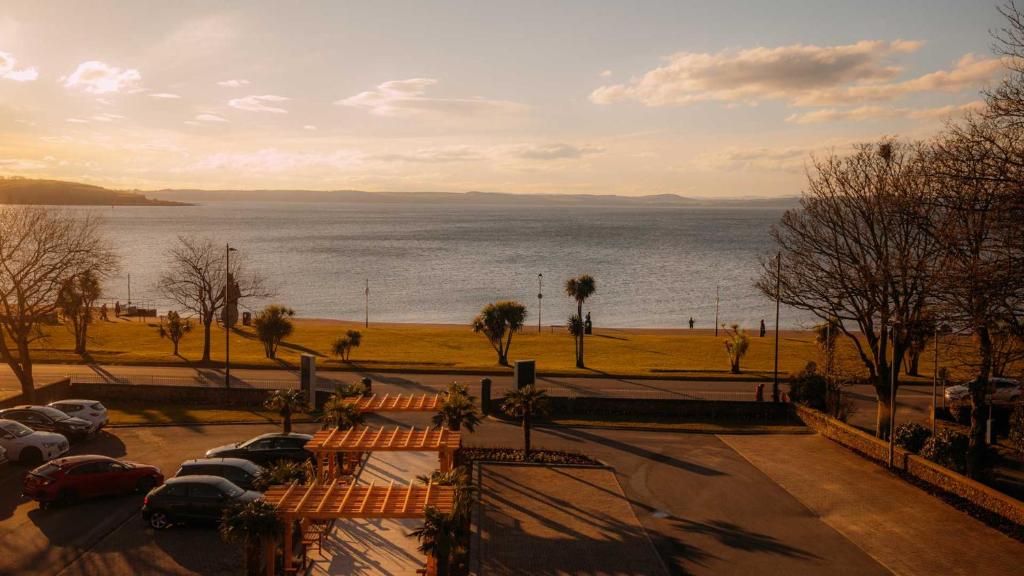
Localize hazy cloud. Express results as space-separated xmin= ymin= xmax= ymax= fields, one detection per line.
xmin=599 ymin=69 xmax=613 ymax=78
xmin=149 ymin=92 xmax=181 ymax=99
xmin=217 ymin=78 xmax=250 ymax=87
xmin=336 ymin=78 xmax=525 ymax=117
xmin=303 ymin=125 xmax=317 ymax=131
xmin=192 ymin=148 xmax=357 ymax=172
xmin=62 ymin=60 xmax=141 ymax=94
xmin=786 ymin=100 xmax=985 ymax=124
xmin=368 ymin=145 xmax=484 ymax=164
xmin=507 ymin=143 xmax=604 ymax=160
xmin=193 ymin=113 xmax=228 ymax=123
xmin=591 ymin=40 xmax=927 ymax=106
xmin=90 ymin=113 xmax=125 ymax=122
xmin=0 ymin=50 xmax=38 ymax=82
xmin=693 ymin=146 xmax=811 ymax=173
xmin=228 ymin=94 xmax=289 ymax=113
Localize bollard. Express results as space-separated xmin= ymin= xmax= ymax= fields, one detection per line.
xmin=480 ymin=377 xmax=492 ymax=416
xmin=755 ymin=383 xmax=765 ymax=402
xmin=360 ymin=377 xmax=372 ymax=396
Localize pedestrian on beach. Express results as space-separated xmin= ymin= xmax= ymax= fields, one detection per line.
xmin=759 ymin=319 xmax=766 ymax=337
xmin=688 ymin=317 xmax=694 ymax=329
xmin=100 ymin=303 xmax=108 ymax=321
xmin=114 ymin=301 xmax=121 ymax=317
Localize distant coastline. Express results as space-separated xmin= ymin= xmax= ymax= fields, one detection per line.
xmin=0 ymin=178 xmax=189 ymax=206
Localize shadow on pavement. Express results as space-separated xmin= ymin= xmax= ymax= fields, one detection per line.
xmin=540 ymin=427 xmax=726 ymax=477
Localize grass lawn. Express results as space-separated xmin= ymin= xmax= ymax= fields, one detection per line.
xmin=29 ymin=316 xmax=965 ymax=380
xmin=104 ymin=400 xmax=302 ymax=426
xmin=548 ymin=414 xmax=808 ymax=434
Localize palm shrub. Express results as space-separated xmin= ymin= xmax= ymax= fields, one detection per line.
xmin=471 ymin=300 xmax=527 ymax=365
xmin=158 ymin=311 xmax=192 ymax=356
xmin=416 ymin=468 xmax=477 ymax=522
xmin=410 ymin=506 xmax=461 ymax=576
xmin=253 ymin=305 xmax=295 ymax=359
xmin=264 ymin=389 xmax=308 ymax=434
xmin=344 ymin=330 xmax=362 ymax=360
xmin=893 ymin=422 xmax=932 ymax=453
xmin=320 ymin=394 xmax=365 ymax=430
xmin=564 ymin=275 xmax=596 ymax=368
xmin=920 ymin=429 xmax=970 ymax=474
xmin=335 ymin=381 xmax=370 ymax=398
xmin=254 ymin=460 xmax=309 ymax=491
xmin=567 ymin=314 xmax=583 ymax=361
xmin=722 ymin=324 xmax=750 ymax=374
xmin=219 ymin=500 xmax=283 ymax=576
xmin=501 ymin=385 xmax=550 ymax=458
xmin=432 ymin=385 xmax=481 ymax=432
xmin=331 ymin=337 xmax=350 ymax=362
xmin=788 ymin=362 xmax=828 ymax=410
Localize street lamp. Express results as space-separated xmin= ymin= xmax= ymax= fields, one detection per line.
xmin=225 ymin=244 xmax=237 ymax=389
xmin=537 ymin=274 xmax=543 ymax=333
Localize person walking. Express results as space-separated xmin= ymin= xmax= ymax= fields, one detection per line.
xmin=759 ymin=319 xmax=766 ymax=337
xmin=688 ymin=317 xmax=695 ymax=329
xmin=114 ymin=301 xmax=121 ymax=318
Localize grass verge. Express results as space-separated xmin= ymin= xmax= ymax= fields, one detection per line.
xmin=105 ymin=401 xmax=299 ymax=426
xmin=548 ymin=414 xmax=808 ymax=434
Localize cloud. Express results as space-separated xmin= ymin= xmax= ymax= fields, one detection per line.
xmin=599 ymin=69 xmax=613 ymax=78
xmin=0 ymin=50 xmax=38 ymax=82
xmin=303 ymin=125 xmax=317 ymax=131
xmin=785 ymin=100 xmax=985 ymax=124
xmin=191 ymin=148 xmax=357 ymax=172
xmin=217 ymin=78 xmax=250 ymax=87
xmin=693 ymin=146 xmax=811 ymax=173
xmin=62 ymin=61 xmax=141 ymax=94
xmin=149 ymin=92 xmax=181 ymax=99
xmin=228 ymin=94 xmax=289 ymax=113
xmin=90 ymin=113 xmax=125 ymax=122
xmin=506 ymin=143 xmax=604 ymax=160
xmin=193 ymin=113 xmax=228 ymax=123
xmin=336 ymin=78 xmax=525 ymax=117
xmin=65 ymin=118 xmax=90 ymax=124
xmin=0 ymin=157 xmax=48 ymax=171
xmin=367 ymin=145 xmax=484 ymax=164
xmin=589 ymin=39 xmax=1000 ymax=109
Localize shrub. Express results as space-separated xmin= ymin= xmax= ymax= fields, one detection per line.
xmin=920 ymin=429 xmax=969 ymax=474
xmin=1011 ymin=404 xmax=1024 ymax=455
xmin=788 ymin=362 xmax=828 ymax=410
xmin=455 ymin=447 xmax=599 ymax=466
xmin=893 ymin=422 xmax=932 ymax=453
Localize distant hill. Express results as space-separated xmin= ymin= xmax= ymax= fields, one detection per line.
xmin=0 ymin=178 xmax=186 ymax=206
xmin=151 ymin=188 xmax=800 ymax=208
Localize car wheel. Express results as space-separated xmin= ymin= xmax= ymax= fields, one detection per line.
xmin=20 ymin=447 xmax=42 ymax=466
xmin=148 ymin=510 xmax=171 ymax=530
xmin=135 ymin=476 xmax=158 ymax=493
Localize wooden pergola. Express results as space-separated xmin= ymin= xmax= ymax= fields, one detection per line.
xmin=342 ymin=392 xmax=442 ymax=413
xmin=307 ymin=426 xmax=461 ymax=478
xmin=264 ymin=479 xmax=455 ymax=574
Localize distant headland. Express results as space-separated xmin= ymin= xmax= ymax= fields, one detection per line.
xmin=0 ymin=178 xmax=189 ymax=206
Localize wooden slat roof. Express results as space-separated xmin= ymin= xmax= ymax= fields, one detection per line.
xmin=342 ymin=393 xmax=441 ymax=412
xmin=264 ymin=480 xmax=455 ymax=520
xmin=306 ymin=426 xmax=460 ymax=453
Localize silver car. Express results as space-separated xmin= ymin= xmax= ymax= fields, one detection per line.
xmin=944 ymin=377 xmax=1022 ymax=405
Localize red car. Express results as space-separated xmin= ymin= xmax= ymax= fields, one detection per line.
xmin=23 ymin=455 xmax=163 ymax=508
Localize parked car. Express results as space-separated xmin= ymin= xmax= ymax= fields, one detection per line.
xmin=0 ymin=406 xmax=97 ymax=439
xmin=47 ymin=400 xmax=108 ymax=429
xmin=175 ymin=458 xmax=265 ymax=491
xmin=205 ymin=432 xmax=313 ymax=465
xmin=0 ymin=419 xmax=69 ymax=464
xmin=0 ymin=445 xmax=7 ymax=467
xmin=944 ymin=377 xmax=1022 ymax=405
xmin=142 ymin=475 xmax=261 ymax=529
xmin=22 ymin=455 xmax=163 ymax=508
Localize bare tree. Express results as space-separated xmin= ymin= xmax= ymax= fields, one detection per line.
xmin=0 ymin=207 xmax=117 ymax=401
xmin=157 ymin=236 xmax=266 ymax=362
xmin=757 ymin=140 xmax=937 ymax=439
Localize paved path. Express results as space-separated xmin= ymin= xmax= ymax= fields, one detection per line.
xmin=721 ymin=434 xmax=1024 ymax=576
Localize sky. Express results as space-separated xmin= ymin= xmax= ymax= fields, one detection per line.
xmin=0 ymin=0 xmax=1009 ymax=197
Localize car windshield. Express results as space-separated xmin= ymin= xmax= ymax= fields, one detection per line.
xmin=35 ymin=407 xmax=70 ymax=421
xmin=240 ymin=436 xmax=269 ymax=448
xmin=31 ymin=463 xmax=61 ymax=478
xmin=219 ymin=480 xmax=245 ymax=498
xmin=0 ymin=421 xmax=33 ymax=437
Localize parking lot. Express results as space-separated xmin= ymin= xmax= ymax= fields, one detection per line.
xmin=0 ymin=422 xmax=321 ymax=576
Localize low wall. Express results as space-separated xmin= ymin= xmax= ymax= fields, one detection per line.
xmin=66 ymin=382 xmax=269 ymax=407
xmin=793 ymin=404 xmax=1024 ymax=527
xmin=548 ymin=396 xmax=796 ymax=422
xmin=0 ymin=378 xmax=72 ymax=408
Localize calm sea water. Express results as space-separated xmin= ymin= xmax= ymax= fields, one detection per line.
xmin=72 ymin=202 xmax=812 ymax=329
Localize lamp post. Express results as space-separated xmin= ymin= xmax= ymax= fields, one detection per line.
xmin=365 ymin=278 xmax=369 ymax=328
xmin=225 ymin=244 xmax=237 ymax=389
xmin=888 ymin=319 xmax=900 ymax=469
xmin=714 ymin=285 xmax=720 ymax=337
xmin=537 ymin=274 xmax=543 ymax=333
xmin=772 ymin=251 xmax=781 ymax=402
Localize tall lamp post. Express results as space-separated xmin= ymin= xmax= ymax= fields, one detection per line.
xmin=887 ymin=317 xmax=901 ymax=469
xmin=714 ymin=285 xmax=720 ymax=337
xmin=537 ymin=273 xmax=543 ymax=332
xmin=225 ymin=244 xmax=237 ymax=389
xmin=772 ymin=251 xmax=781 ymax=402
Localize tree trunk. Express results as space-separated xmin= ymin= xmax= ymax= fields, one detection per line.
xmin=967 ymin=326 xmax=993 ymax=478
xmin=202 ymin=319 xmax=213 ymax=362
xmin=18 ymin=339 xmax=35 ymax=404
xmin=576 ymin=302 xmax=584 ymax=368
xmin=523 ymin=414 xmax=531 ymax=457
xmin=282 ymin=409 xmax=292 ymax=434
xmin=874 ymin=382 xmax=893 ymax=440
xmin=906 ymin=350 xmax=921 ymax=377
xmin=172 ymin=339 xmax=180 ymax=356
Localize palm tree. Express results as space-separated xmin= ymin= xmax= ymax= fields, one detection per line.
xmin=722 ymin=324 xmax=750 ymax=374
xmin=158 ymin=311 xmax=193 ymax=356
xmin=471 ymin=300 xmax=527 ymax=365
xmin=564 ymin=275 xmax=596 ymax=368
xmin=253 ymin=304 xmax=295 ymax=359
xmin=219 ymin=500 xmax=283 ymax=576
xmin=263 ymin=389 xmax=308 ymax=434
xmin=331 ymin=336 xmax=350 ymax=362
xmin=320 ymin=394 xmax=365 ymax=430
xmin=432 ymin=389 xmax=481 ymax=432
xmin=253 ymin=460 xmax=310 ymax=491
xmin=416 ymin=468 xmax=477 ymax=522
xmin=345 ymin=329 xmax=362 ymax=360
xmin=410 ymin=506 xmax=461 ymax=576
xmin=501 ymin=385 xmax=550 ymax=458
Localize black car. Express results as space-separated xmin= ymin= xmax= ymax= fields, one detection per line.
xmin=205 ymin=433 xmax=313 ymax=465
xmin=175 ymin=458 xmax=265 ymax=491
xmin=142 ymin=475 xmax=261 ymax=529
xmin=0 ymin=406 xmax=96 ymax=439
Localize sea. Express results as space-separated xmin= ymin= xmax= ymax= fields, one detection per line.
xmin=71 ymin=202 xmax=814 ymax=329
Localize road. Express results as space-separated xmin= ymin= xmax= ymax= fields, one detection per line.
xmin=1 ymin=363 xmax=941 ymax=433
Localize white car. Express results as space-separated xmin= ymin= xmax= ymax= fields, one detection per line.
xmin=944 ymin=377 xmax=1022 ymax=405
xmin=48 ymin=399 xmax=108 ymax=429
xmin=0 ymin=419 xmax=69 ymax=464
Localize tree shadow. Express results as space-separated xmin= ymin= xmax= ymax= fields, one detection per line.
xmin=539 ymin=427 xmax=726 ymax=477
xmin=673 ymin=519 xmax=818 ymax=559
